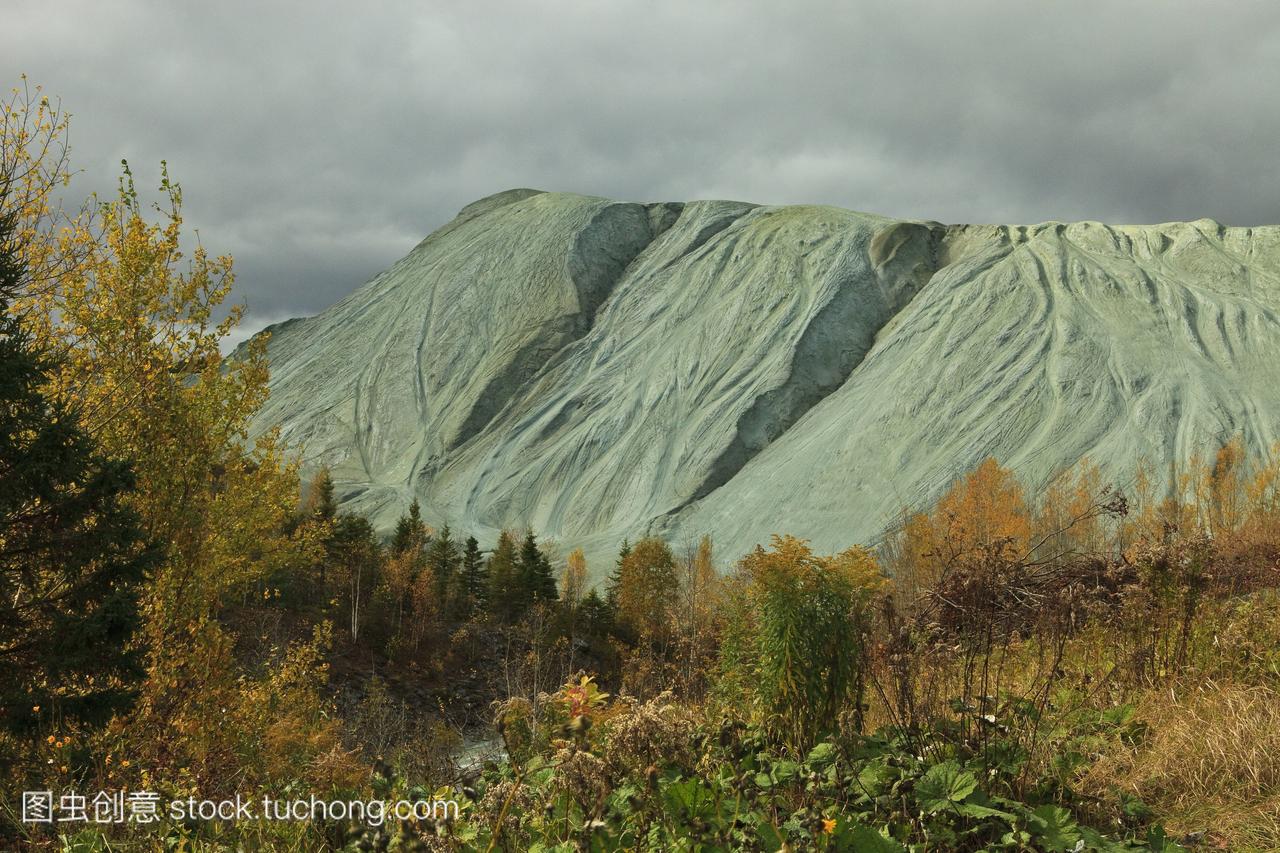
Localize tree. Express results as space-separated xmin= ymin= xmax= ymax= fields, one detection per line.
xmin=616 ymin=537 xmax=678 ymax=643
xmin=392 ymin=498 xmax=427 ymax=555
xmin=1 ymin=79 xmax=93 ymax=303
xmin=1034 ymin=458 xmax=1113 ymax=560
xmin=425 ymin=523 xmax=460 ymax=604
xmin=900 ymin=457 xmax=1032 ymax=598
xmin=7 ymin=133 xmax=327 ymax=773
xmin=407 ymin=564 xmax=440 ymax=656
xmin=4 ymin=87 xmax=338 ymax=791
xmin=579 ymin=588 xmax=613 ymax=639
xmin=561 ymin=548 xmax=588 ymax=611
xmin=606 ymin=538 xmax=630 ymax=615
xmin=305 ymin=466 xmax=338 ymax=592
xmin=487 ymin=530 xmax=520 ymax=622
xmin=305 ymin=466 xmax=337 ymax=523
xmin=559 ymin=548 xmax=589 ymax=667
xmin=381 ymin=546 xmax=418 ymax=642
xmin=0 ymin=185 xmax=155 ymax=733
xmin=18 ymin=157 xmax=324 ymax=641
xmin=675 ymin=536 xmax=719 ymax=696
xmin=518 ymin=529 xmax=558 ymax=611
xmin=329 ymin=514 xmax=380 ymax=642
xmin=459 ymin=535 xmax=487 ymax=619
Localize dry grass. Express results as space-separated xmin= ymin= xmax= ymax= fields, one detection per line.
xmin=1082 ymin=680 xmax=1280 ymax=850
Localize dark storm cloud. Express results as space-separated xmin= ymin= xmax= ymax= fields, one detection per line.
xmin=5 ymin=0 xmax=1280 ymax=338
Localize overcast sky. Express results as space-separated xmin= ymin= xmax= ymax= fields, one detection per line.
xmin=5 ymin=1 xmax=1280 ymax=343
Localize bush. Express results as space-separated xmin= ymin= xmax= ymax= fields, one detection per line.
xmin=720 ymin=535 xmax=885 ymax=751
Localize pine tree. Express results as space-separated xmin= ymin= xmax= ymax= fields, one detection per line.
xmin=460 ymin=535 xmax=487 ymax=619
xmin=307 ymin=467 xmax=339 ymax=592
xmin=605 ymin=538 xmax=630 ymax=615
xmin=0 ymin=197 xmax=155 ymax=733
xmin=487 ymin=530 xmax=519 ymax=622
xmin=518 ymin=529 xmax=558 ymax=610
xmin=305 ymin=467 xmax=337 ymax=522
xmin=425 ymin=523 xmax=460 ymax=614
xmin=579 ymin=588 xmax=612 ymax=638
xmin=392 ymin=498 xmax=427 ymax=555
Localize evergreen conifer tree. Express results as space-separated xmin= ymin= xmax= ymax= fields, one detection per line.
xmin=306 ymin=467 xmax=336 ymax=523
xmin=486 ymin=530 xmax=519 ymax=622
xmin=0 ymin=197 xmax=155 ymax=733
xmin=518 ymin=529 xmax=558 ymax=609
xmin=425 ymin=523 xmax=460 ymax=613
xmin=307 ymin=467 xmax=339 ymax=592
xmin=579 ymin=587 xmax=612 ymax=638
xmin=605 ymin=538 xmax=630 ymax=614
xmin=460 ymin=535 xmax=487 ymax=618
xmin=391 ymin=498 xmax=427 ymax=555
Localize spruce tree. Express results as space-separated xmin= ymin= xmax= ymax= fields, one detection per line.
xmin=536 ymin=548 xmax=557 ymax=603
xmin=605 ymin=538 xmax=631 ymax=614
xmin=308 ymin=467 xmax=338 ymax=592
xmin=518 ymin=529 xmax=558 ymax=608
xmin=391 ymin=498 xmax=426 ymax=555
xmin=579 ymin=588 xmax=612 ymax=638
xmin=460 ymin=535 xmax=487 ymax=618
xmin=486 ymin=530 xmax=519 ymax=622
xmin=306 ymin=466 xmax=337 ymax=523
xmin=0 ymin=199 xmax=155 ymax=733
xmin=425 ymin=523 xmax=460 ymax=611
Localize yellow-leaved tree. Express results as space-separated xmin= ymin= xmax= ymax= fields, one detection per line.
xmin=6 ymin=83 xmax=346 ymax=794
xmin=1033 ymin=458 xmax=1118 ymax=558
xmin=895 ymin=457 xmax=1032 ymax=602
xmin=0 ymin=78 xmax=94 ymax=304
xmin=675 ymin=535 xmax=720 ymax=697
xmin=616 ymin=537 xmax=679 ymax=644
xmin=561 ymin=548 xmax=588 ymax=611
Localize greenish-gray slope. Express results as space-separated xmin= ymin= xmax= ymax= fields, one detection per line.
xmin=243 ymin=193 xmax=1280 ymax=574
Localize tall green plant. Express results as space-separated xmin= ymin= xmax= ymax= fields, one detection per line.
xmin=728 ymin=535 xmax=885 ymax=751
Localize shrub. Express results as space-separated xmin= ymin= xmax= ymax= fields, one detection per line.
xmin=722 ymin=535 xmax=885 ymax=751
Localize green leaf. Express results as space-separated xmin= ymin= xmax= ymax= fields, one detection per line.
xmin=1101 ymin=703 xmax=1136 ymax=727
xmin=855 ymin=757 xmax=894 ymax=797
xmin=1078 ymin=826 xmax=1136 ymax=853
xmin=1119 ymin=792 xmax=1154 ymax=822
xmin=772 ymin=759 xmax=800 ymax=782
xmin=954 ymin=802 xmax=1016 ymax=821
xmin=914 ymin=761 xmax=979 ymax=814
xmin=1143 ymin=825 xmax=1189 ymax=852
xmin=662 ymin=778 xmax=714 ymax=818
xmin=1028 ymin=804 xmax=1082 ymax=852
xmin=807 ymin=741 xmax=837 ymax=767
xmin=832 ymin=821 xmax=908 ymax=852
xmin=755 ymin=817 xmax=785 ymax=851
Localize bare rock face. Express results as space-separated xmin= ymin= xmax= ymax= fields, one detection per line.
xmin=244 ymin=191 xmax=1280 ymax=574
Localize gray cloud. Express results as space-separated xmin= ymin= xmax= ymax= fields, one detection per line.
xmin=5 ymin=0 xmax=1280 ymax=328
